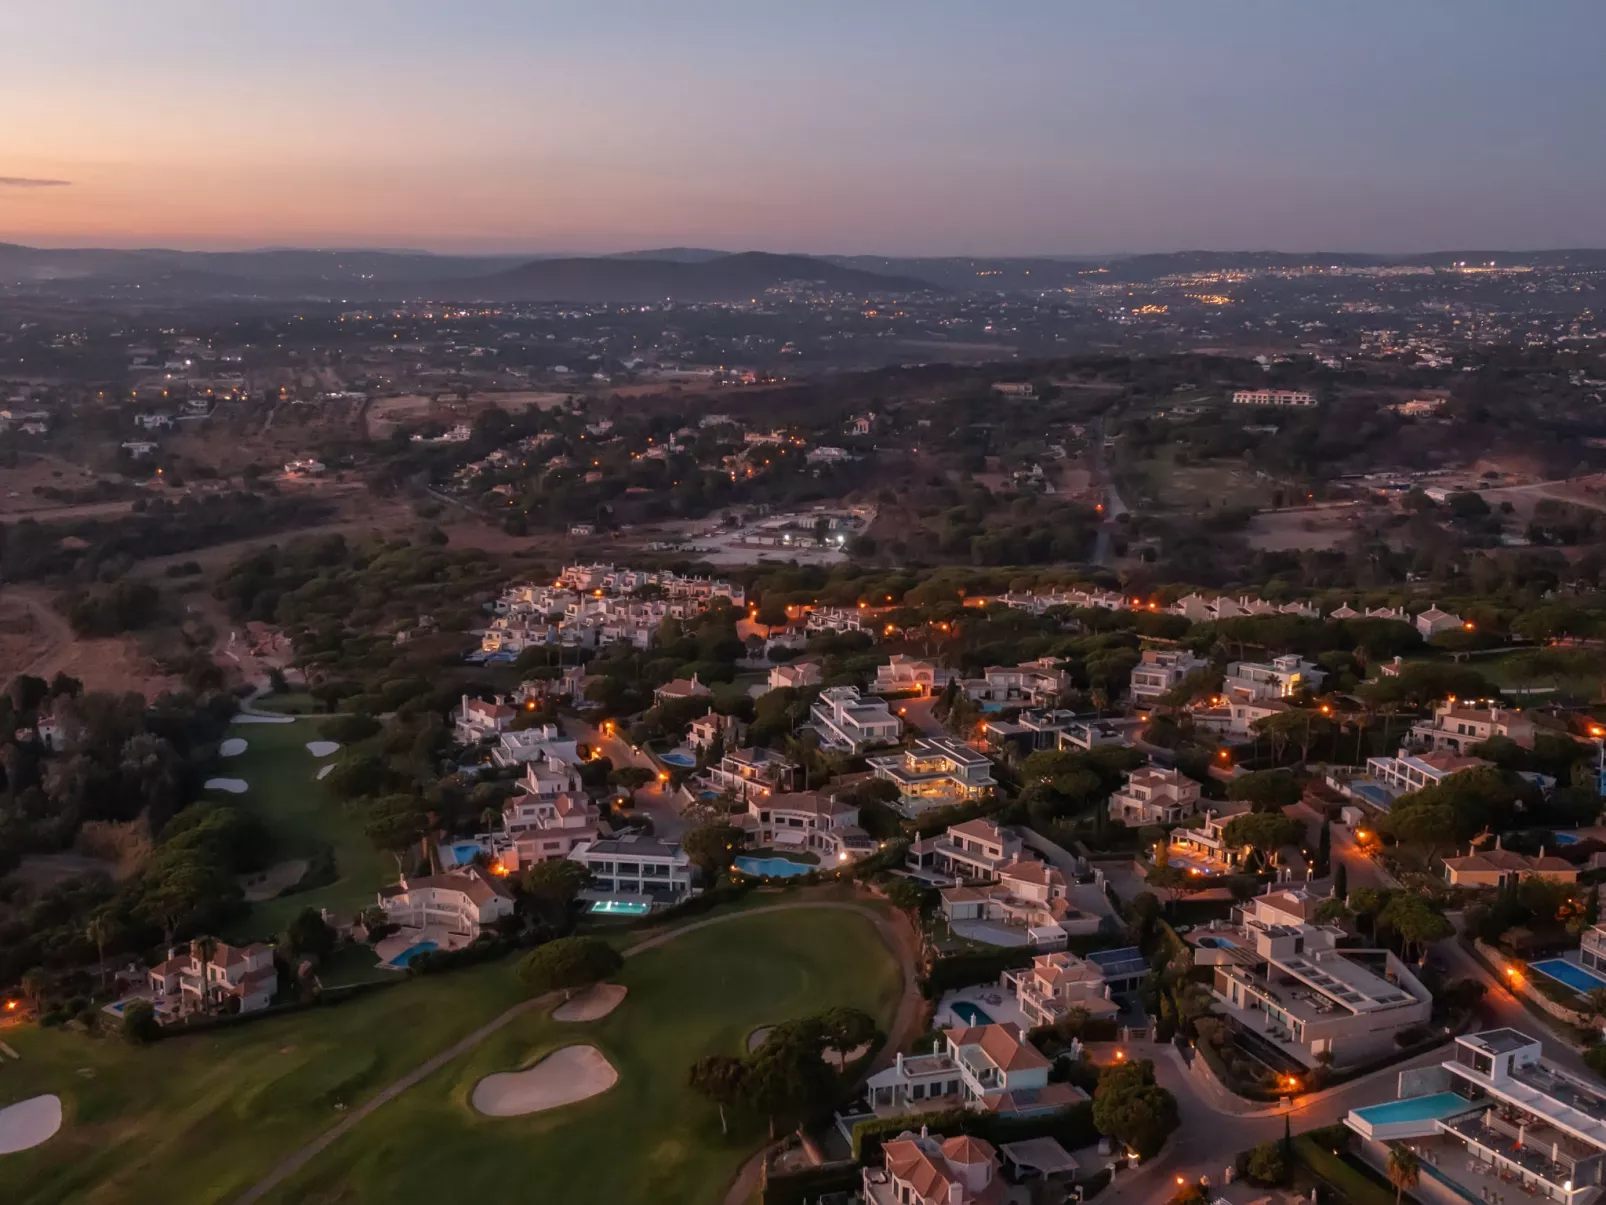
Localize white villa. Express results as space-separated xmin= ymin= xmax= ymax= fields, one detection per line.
xmin=906 ymin=819 xmax=1022 ymax=882
xmin=1409 ymin=702 xmax=1535 ymax=754
xmin=569 ymin=834 xmax=695 ymax=904
xmin=1415 ymin=605 xmax=1468 ymax=639
xmin=863 ymin=1132 xmax=1008 ymax=1205
xmin=1223 ymin=654 xmax=1326 ymax=701
xmin=1365 ymin=747 xmax=1487 ymax=798
xmin=868 ymin=738 xmax=997 ymax=814
xmin=737 ymin=790 xmax=876 ymax=864
xmin=864 ymin=1022 xmax=1084 ymax=1117
xmin=1108 ymin=765 xmax=1202 ymax=826
xmin=488 ymin=723 xmax=581 ymax=769
xmin=697 ymin=746 xmax=798 ymax=800
xmin=960 ymin=659 xmax=1069 ymax=708
xmin=767 ymin=661 xmax=822 ymax=691
xmin=940 ymin=858 xmax=1099 ymax=946
xmin=501 ymin=792 xmax=602 ymax=870
xmin=1193 ymin=887 xmax=1432 ymax=1067
xmin=1129 ymin=649 xmax=1210 ymax=704
xmin=147 ymin=939 xmax=277 ymax=1017
xmin=1002 ymin=951 xmax=1121 ymax=1027
xmin=686 ymin=708 xmax=745 ymax=753
xmin=874 ymin=654 xmax=953 ymax=697
xmin=516 ymin=753 xmax=586 ymax=802
xmin=808 ymin=686 xmax=903 ymax=753
xmin=377 ymin=864 xmax=516 ymax=944
xmin=455 ymin=694 xmax=517 ymax=743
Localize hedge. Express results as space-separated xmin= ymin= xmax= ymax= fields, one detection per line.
xmin=1292 ymin=1136 xmax=1397 ymax=1205
xmin=853 ymin=1101 xmax=1097 ymax=1163
xmin=761 ymin=1161 xmax=862 ymax=1205
xmin=153 ymin=978 xmax=398 ymax=1039
xmin=921 ymin=948 xmax=1036 ymax=999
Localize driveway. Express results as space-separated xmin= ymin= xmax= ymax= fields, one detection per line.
xmin=559 ymin=716 xmax=687 ymax=839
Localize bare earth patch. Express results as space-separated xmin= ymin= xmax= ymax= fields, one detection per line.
xmin=552 ymin=983 xmax=626 ymax=1022
xmin=470 ymin=1045 xmax=618 ymax=1117
xmin=0 ymin=1094 xmax=62 ymax=1155
xmin=239 ymin=859 xmax=310 ymax=902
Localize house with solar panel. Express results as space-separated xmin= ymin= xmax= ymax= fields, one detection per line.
xmin=1189 ymin=887 xmax=1432 ymax=1068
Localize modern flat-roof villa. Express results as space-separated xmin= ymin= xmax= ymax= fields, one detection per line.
xmin=1223 ymin=654 xmax=1325 ymax=701
xmin=1129 ymin=648 xmax=1210 ymax=704
xmin=808 ymin=686 xmax=903 ymax=753
xmin=568 ymin=834 xmax=695 ymax=909
xmin=1347 ymin=1028 xmax=1606 ymax=1204
xmin=696 ymin=745 xmax=798 ymax=800
xmin=868 ymin=737 xmax=997 ymax=814
xmin=1191 ymin=887 xmax=1432 ymax=1068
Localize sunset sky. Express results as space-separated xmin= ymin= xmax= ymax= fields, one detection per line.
xmin=5 ymin=1 xmax=1604 ymax=255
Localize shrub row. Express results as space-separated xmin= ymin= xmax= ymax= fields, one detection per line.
xmin=1292 ymin=1135 xmax=1397 ymax=1205
xmin=761 ymin=1161 xmax=862 ymax=1205
xmin=852 ymin=1100 xmax=1096 ymax=1163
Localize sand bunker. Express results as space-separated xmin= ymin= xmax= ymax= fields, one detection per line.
xmin=204 ymin=778 xmax=249 ymax=794
xmin=233 ymin=713 xmax=294 ymax=725
xmin=553 ymin=983 xmax=627 ymax=1022
xmin=0 ymin=1094 xmax=62 ymax=1155
xmin=471 ymin=1046 xmax=618 ymax=1117
xmin=316 ymin=764 xmax=335 ymax=780
xmin=219 ymin=738 xmax=248 ymax=757
xmin=305 ymin=740 xmax=340 ymax=758
xmin=239 ymin=859 xmax=309 ymax=902
xmin=746 ymin=1026 xmax=774 ymax=1054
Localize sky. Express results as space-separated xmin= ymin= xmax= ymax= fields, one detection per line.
xmin=4 ymin=1 xmax=1605 ymax=256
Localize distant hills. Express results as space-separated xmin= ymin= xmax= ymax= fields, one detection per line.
xmin=3 ymin=241 xmax=1606 ymax=303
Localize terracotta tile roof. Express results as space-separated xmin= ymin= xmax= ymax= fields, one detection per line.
xmin=945 ymin=1021 xmax=1050 ymax=1073
xmin=996 ymin=858 xmax=1063 ymax=889
xmin=946 ymin=818 xmax=1006 ymax=845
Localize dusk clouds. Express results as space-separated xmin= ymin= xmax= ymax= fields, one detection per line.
xmin=0 ymin=177 xmax=70 ymax=188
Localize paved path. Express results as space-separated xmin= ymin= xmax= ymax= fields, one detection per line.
xmin=236 ymin=899 xmax=919 ymax=1205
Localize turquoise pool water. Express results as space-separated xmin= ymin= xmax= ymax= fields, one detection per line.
xmin=389 ymin=940 xmax=439 ymax=967
xmin=734 ymin=855 xmax=814 ymax=878
xmin=1554 ymin=831 xmax=1581 ymax=845
xmin=1351 ymin=1093 xmax=1475 ymax=1126
xmin=1531 ymin=958 xmax=1606 ymax=993
xmin=950 ymin=1001 xmax=994 ymax=1026
xmin=590 ymin=899 xmax=651 ymax=915
xmin=659 ymin=750 xmax=697 ymax=767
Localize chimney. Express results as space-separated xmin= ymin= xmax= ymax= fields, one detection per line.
xmin=948 ymin=1182 xmax=964 ymax=1205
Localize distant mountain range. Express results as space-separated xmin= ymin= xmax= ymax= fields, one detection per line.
xmin=3 ymin=241 xmax=1605 ymax=303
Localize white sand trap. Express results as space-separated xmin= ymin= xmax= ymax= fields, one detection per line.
xmin=219 ymin=738 xmax=248 ymax=757
xmin=233 ymin=713 xmax=294 ymax=725
xmin=305 ymin=740 xmax=340 ymax=758
xmin=553 ymin=983 xmax=626 ymax=1022
xmin=316 ymin=764 xmax=335 ymax=780
xmin=471 ymin=1045 xmax=618 ymax=1117
xmin=0 ymin=1094 xmax=62 ymax=1154
xmin=204 ymin=778 xmax=249 ymax=794
xmin=747 ymin=1026 xmax=774 ymax=1054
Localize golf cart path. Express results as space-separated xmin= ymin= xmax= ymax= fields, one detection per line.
xmin=235 ymin=900 xmax=918 ymax=1205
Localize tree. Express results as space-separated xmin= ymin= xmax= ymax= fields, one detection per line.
xmin=1246 ymin=1139 xmax=1286 ymax=1186
xmin=1317 ymin=819 xmax=1331 ymax=872
xmin=681 ymin=820 xmax=747 ymax=877
xmin=1386 ymin=1145 xmax=1420 ymax=1204
xmin=1349 ymin=887 xmax=1386 ymax=937
xmin=521 ymin=858 xmax=592 ymax=915
xmin=1221 ymin=812 xmax=1303 ymax=871
xmin=1332 ymin=860 xmax=1348 ymax=900
xmin=1226 ymin=770 xmax=1302 ymax=812
xmin=1378 ymin=894 xmax=1453 ymax=963
xmin=1092 ymin=1059 xmax=1179 ymax=1159
xmin=282 ymin=908 xmax=337 ymax=964
xmin=884 ymin=877 xmax=934 ymax=918
xmin=85 ymin=909 xmax=114 ymax=992
xmin=121 ymin=998 xmax=160 ymax=1045
xmin=688 ymin=1054 xmax=748 ymax=1135
xmin=516 ymin=936 xmax=622 ymax=998
xmin=192 ymin=935 xmax=218 ymax=1013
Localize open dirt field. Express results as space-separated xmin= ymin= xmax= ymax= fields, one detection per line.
xmin=0 ymin=589 xmax=181 ymax=698
xmin=1244 ymin=503 xmax=1363 ymax=552
xmin=366 ymin=390 xmax=574 ymax=437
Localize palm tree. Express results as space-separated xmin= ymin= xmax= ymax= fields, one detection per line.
xmin=1386 ymin=1145 xmax=1420 ymax=1204
xmin=85 ymin=911 xmax=112 ymax=994
xmin=480 ymin=805 xmax=500 ymax=835
xmin=192 ymin=936 xmax=218 ymax=1015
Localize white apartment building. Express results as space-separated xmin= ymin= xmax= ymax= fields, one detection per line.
xmin=378 ymin=865 xmax=516 ymax=941
xmin=807 ymin=686 xmax=903 ymax=753
xmin=1224 ymin=654 xmax=1326 ymax=701
xmin=867 ymin=738 xmax=997 ymax=813
xmin=1128 ymin=649 xmax=1210 ymax=704
xmin=1108 ymin=765 xmax=1202 ymax=826
xmin=1232 ymin=389 xmax=1317 ymax=407
xmin=1196 ymin=888 xmax=1432 ymax=1067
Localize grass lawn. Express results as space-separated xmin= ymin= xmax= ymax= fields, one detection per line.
xmin=261 ymin=907 xmax=903 ymax=1205
xmin=215 ymin=719 xmax=392 ymax=941
xmin=0 ymin=963 xmax=529 ymax=1205
xmin=252 ymin=692 xmax=321 ymax=716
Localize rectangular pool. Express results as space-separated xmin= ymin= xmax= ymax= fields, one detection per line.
xmin=589 ymin=899 xmax=651 ymax=915
xmin=1531 ymin=958 xmax=1606 ymax=994
xmin=1351 ymin=1093 xmax=1477 ymax=1126
xmin=734 ymin=855 xmax=815 ymax=878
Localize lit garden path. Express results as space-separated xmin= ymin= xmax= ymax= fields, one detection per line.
xmin=235 ymin=898 xmax=920 ymax=1205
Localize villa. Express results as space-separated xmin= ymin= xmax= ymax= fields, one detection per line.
xmin=515 ymin=753 xmax=586 ymax=802
xmin=960 ymin=659 xmax=1070 ymax=707
xmin=1415 ymin=605 xmax=1467 ymax=639
xmin=982 ymin=707 xmax=1082 ymax=753
xmin=868 ymin=738 xmax=997 ymax=814
xmin=1108 ymin=765 xmax=1202 ymax=826
xmin=569 ymin=834 xmax=695 ymax=904
xmin=500 ymin=792 xmax=602 ymax=870
xmin=1193 ymin=887 xmax=1432 ymax=1067
xmin=1223 ymin=654 xmax=1326 ymax=701
xmin=455 ymin=694 xmax=517 ymax=744
xmin=1002 ymin=951 xmax=1121 ymax=1027
xmin=737 ymin=790 xmax=875 ymax=864
xmin=147 ymin=939 xmax=277 ymax=1017
xmin=906 ymin=819 xmax=1021 ymax=883
xmin=1442 ymin=843 xmax=1577 ymax=887
xmin=1170 ymin=803 xmax=1254 ymax=870
xmin=875 ymin=654 xmax=954 ymax=697
xmin=1410 ymin=701 xmax=1536 ymax=754
xmin=1129 ymin=649 xmax=1210 ymax=704
xmin=1365 ymin=747 xmax=1488 ymax=801
xmin=488 ymin=722 xmax=582 ymax=769
xmin=697 ymin=745 xmax=798 ymax=800
xmin=768 ymin=661 xmax=822 ymax=691
xmin=862 ymin=1132 xmax=1009 ymax=1205
xmin=940 ymin=858 xmax=1098 ymax=947
xmin=808 ymin=686 xmax=903 ymax=754
xmin=864 ymin=1022 xmax=1085 ymax=1118
xmin=1055 ymin=719 xmax=1133 ymax=753
xmin=686 ymin=708 xmax=745 ymax=753
xmin=1346 ymin=1028 xmax=1606 ymax=1204
xmin=378 ymin=864 xmax=515 ymax=944
xmin=654 ymin=673 xmax=713 ymax=705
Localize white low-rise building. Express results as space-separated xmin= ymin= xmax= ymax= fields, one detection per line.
xmin=906 ymin=819 xmax=1021 ymax=882
xmin=1129 ymin=649 xmax=1210 ymax=704
xmin=147 ymin=939 xmax=277 ymax=1017
xmin=864 ymin=1022 xmax=1084 ymax=1117
xmin=1224 ymin=654 xmax=1325 ymax=701
xmin=807 ymin=686 xmax=903 ymax=753
xmin=1409 ymin=702 xmax=1535 ymax=754
xmin=569 ymin=834 xmax=695 ymax=904
xmin=874 ymin=654 xmax=953 ymax=697
xmin=378 ymin=864 xmax=515 ymax=941
xmin=1108 ymin=765 xmax=1201 ymax=826
xmin=737 ymin=790 xmax=875 ymax=864
xmin=960 ymin=658 xmax=1069 ymax=707
xmin=1003 ymin=951 xmax=1121 ymax=1027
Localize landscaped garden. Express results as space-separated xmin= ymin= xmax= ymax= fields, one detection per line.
xmin=0 ymin=904 xmax=901 ymax=1205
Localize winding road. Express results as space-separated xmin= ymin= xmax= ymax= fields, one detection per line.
xmin=234 ymin=898 xmax=921 ymax=1205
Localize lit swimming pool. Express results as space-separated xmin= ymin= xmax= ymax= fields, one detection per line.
xmin=439 ymin=840 xmax=487 ymax=867
xmin=1553 ymin=832 xmax=1581 ymax=846
xmin=1351 ymin=1093 xmax=1476 ymax=1126
xmin=589 ymin=899 xmax=651 ymax=915
xmin=949 ymin=1001 xmax=994 ymax=1026
xmin=658 ymin=749 xmax=697 ymax=767
xmin=1196 ymin=936 xmax=1238 ymax=949
xmin=1531 ymin=958 xmax=1606 ymax=993
xmin=734 ymin=855 xmax=815 ymax=878
xmin=389 ymin=940 xmax=439 ymax=968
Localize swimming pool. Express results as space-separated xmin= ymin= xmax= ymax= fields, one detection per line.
xmin=439 ymin=840 xmax=487 ymax=867
xmin=1531 ymin=958 xmax=1606 ymax=994
xmin=1350 ymin=1093 xmax=1477 ymax=1126
xmin=389 ymin=940 xmax=439 ymax=968
xmin=1196 ymin=937 xmax=1237 ymax=949
xmin=589 ymin=899 xmax=651 ymax=915
xmin=1553 ymin=832 xmax=1581 ymax=846
xmin=734 ymin=855 xmax=815 ymax=878
xmin=949 ymin=1001 xmax=994 ymax=1026
xmin=658 ymin=749 xmax=697 ymax=767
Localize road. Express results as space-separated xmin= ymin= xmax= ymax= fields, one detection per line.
xmin=1088 ymin=414 xmax=1131 ymax=567
xmin=1330 ymin=819 xmax=1399 ymax=892
xmin=559 ymin=715 xmax=688 ymax=839
xmin=1433 ymin=935 xmax=1593 ymax=1080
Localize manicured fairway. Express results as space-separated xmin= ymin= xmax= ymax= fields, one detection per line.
xmin=262 ymin=908 xmax=903 ymax=1205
